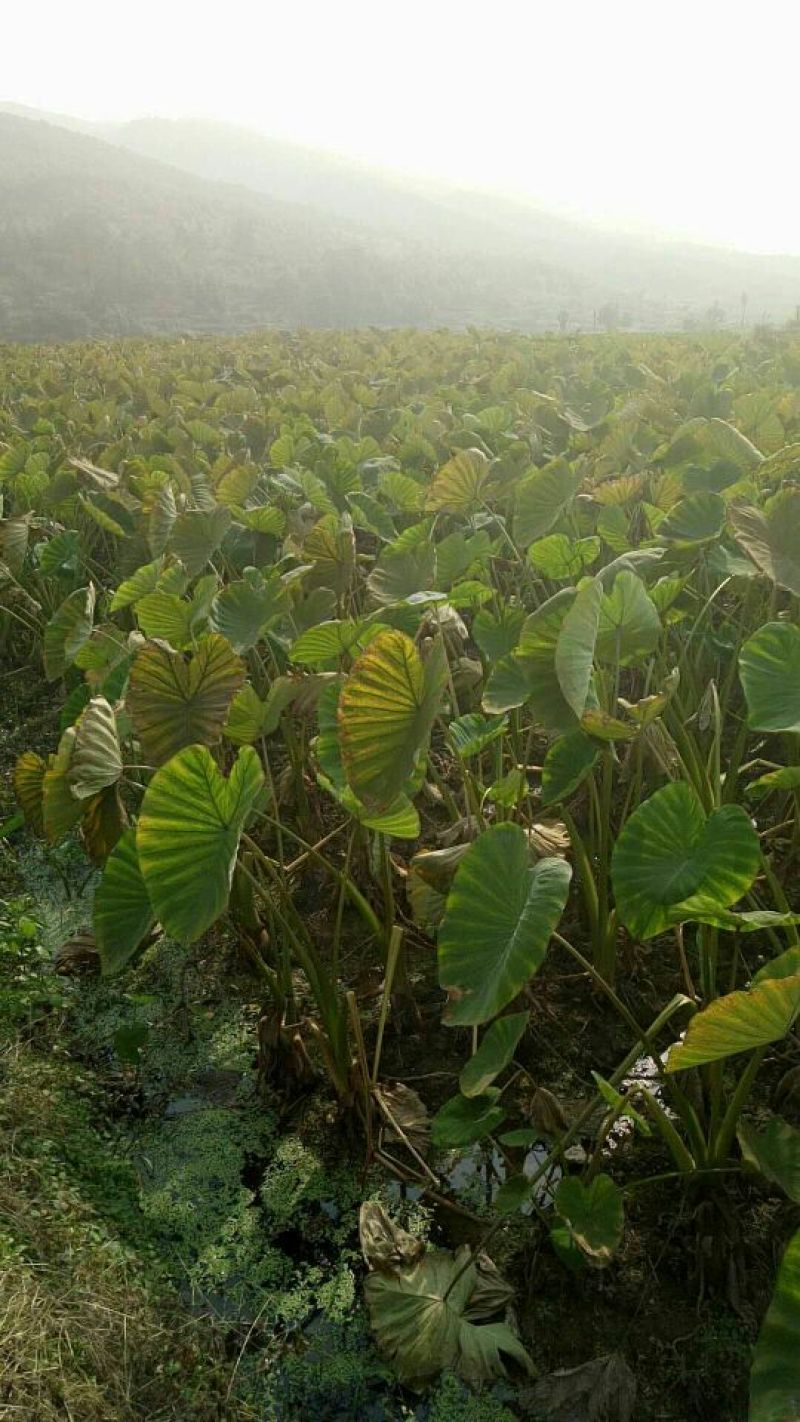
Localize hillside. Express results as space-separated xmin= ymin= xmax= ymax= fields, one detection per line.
xmin=2 ymin=106 xmax=800 ymax=339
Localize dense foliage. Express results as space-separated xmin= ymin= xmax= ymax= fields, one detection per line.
xmin=4 ymin=326 xmax=800 ymax=1417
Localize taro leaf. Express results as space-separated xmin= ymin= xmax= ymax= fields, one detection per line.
xmin=730 ymin=489 xmax=800 ymax=596
xmin=595 ymin=572 xmax=661 ymax=665
xmin=483 ymin=590 xmax=579 ymax=730
xmin=448 ymin=713 xmax=508 ymax=759
xmin=540 ymin=732 xmax=600 ymax=808
xmin=431 ymin=1090 xmax=506 ymax=1148
xmin=209 ymin=567 xmax=284 ymax=652
xmin=611 ymin=781 xmax=761 ymax=940
xmin=472 ymin=605 xmax=526 ymax=662
xmin=555 ymin=577 xmax=603 ymax=720
xmin=739 ymin=1118 xmax=800 ymax=1204
xmin=666 ymin=976 xmax=800 ymax=1071
xmin=232 ymin=501 xmax=286 ymax=536
xmin=426 ymin=448 xmax=490 ymax=513
xmin=749 ymin=1226 xmax=800 ymax=1422
xmin=43 ymin=585 xmax=96 ymax=681
xmin=137 ymin=744 xmax=264 ymax=944
xmin=127 ymin=634 xmax=245 ymax=765
xmin=740 ymin=623 xmax=800 ymax=734
xmin=459 ymin=1012 xmax=528 ymax=1097
xmin=528 ymin=533 xmax=600 ymax=581
xmin=363 ymin=1243 xmax=533 ymax=1388
xmin=223 ymin=680 xmax=297 ymax=744
xmin=367 ymin=537 xmax=436 ymax=605
xmin=42 ymin=729 xmax=83 ymax=843
xmin=147 ymin=484 xmax=177 ymax=556
xmin=521 ymin=1353 xmax=636 ymax=1422
xmin=554 ymin=1174 xmax=624 ymax=1267
xmin=748 ymin=766 xmax=800 ymax=799
xmin=438 ymin=823 xmax=572 ymax=1026
xmin=580 ymin=709 xmax=637 ymax=742
xmin=514 ymin=459 xmax=583 ymax=546
xmin=14 ymin=751 xmax=46 ymax=835
xmin=68 ymin=697 xmax=123 ymax=799
xmin=289 ymin=618 xmax=383 ymax=667
xmin=135 ymin=591 xmax=195 ymax=648
xmin=0 ymin=516 xmax=29 ymax=575
xmin=338 ymin=631 xmax=446 ymax=811
xmin=82 ymin=783 xmax=127 ymax=864
xmin=658 ymin=491 xmax=726 ymax=545
xmin=303 ymin=513 xmax=355 ymax=594
xmin=168 ymin=506 xmax=230 ymax=575
xmin=36 ymin=529 xmax=80 ymax=576
xmin=93 ymin=828 xmax=155 ymax=975
xmin=110 ymin=558 xmax=164 ymax=611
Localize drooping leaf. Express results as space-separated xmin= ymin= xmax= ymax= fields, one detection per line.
xmin=459 ymin=1013 xmax=528 ymax=1097
xmin=43 ymin=585 xmax=96 ymax=681
xmin=93 ymin=828 xmax=155 ymax=975
xmin=749 ymin=1226 xmax=800 ymax=1422
xmin=42 ymin=728 xmax=83 ymax=843
xmin=438 ymin=823 xmax=572 ymax=1026
xmin=731 ymin=489 xmax=800 ymax=596
xmin=338 ymin=631 xmax=446 ymax=810
xmin=447 ymin=713 xmax=508 ymax=759
xmin=364 ymin=1243 xmax=533 ymax=1388
xmin=137 ymin=744 xmax=264 ymax=944
xmin=13 ymin=751 xmax=46 ymax=835
xmin=68 ymin=696 xmax=123 ymax=799
xmin=740 ymin=623 xmax=800 ymax=734
xmin=127 ymin=634 xmax=245 ymax=765
xmin=81 ymin=783 xmax=127 ymax=863
xmin=666 ymin=976 xmax=800 ymax=1071
xmin=555 ymin=577 xmax=603 ymax=720
xmin=611 ymin=781 xmax=761 ymax=940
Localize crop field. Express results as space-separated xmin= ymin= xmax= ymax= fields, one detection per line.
xmin=3 ymin=326 xmax=800 ymax=1420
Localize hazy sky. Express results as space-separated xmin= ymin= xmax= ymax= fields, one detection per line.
xmin=6 ymin=0 xmax=800 ymax=254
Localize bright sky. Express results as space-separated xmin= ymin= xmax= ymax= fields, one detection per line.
xmin=6 ymin=0 xmax=800 ymax=254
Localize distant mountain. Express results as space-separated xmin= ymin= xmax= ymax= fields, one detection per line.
xmin=2 ymin=105 xmax=800 ymax=340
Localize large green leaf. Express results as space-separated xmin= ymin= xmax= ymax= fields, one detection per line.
xmin=658 ymin=491 xmax=726 ymax=545
xmin=666 ymin=976 xmax=800 ymax=1071
xmin=555 ymin=1174 xmax=624 ymax=1267
xmin=459 ymin=1013 xmax=528 ymax=1097
xmin=42 ymin=728 xmax=83 ymax=843
xmin=438 ymin=823 xmax=571 ymax=1026
xmin=740 ymin=623 xmax=800 ymax=734
xmin=13 ymin=751 xmax=46 ymax=835
xmin=168 ymin=506 xmax=231 ymax=575
xmin=528 ymin=533 xmax=600 ymax=581
xmin=426 ymin=448 xmax=490 ymax=513
xmin=93 ymin=828 xmax=155 ymax=975
xmin=513 ymin=459 xmax=583 ymax=546
xmin=137 ymin=744 xmax=264 ymax=944
xmin=338 ymin=631 xmax=446 ymax=810
xmin=750 ymin=1227 xmax=800 ymax=1422
xmin=555 ymin=577 xmax=603 ymax=719
xmin=731 ymin=490 xmax=800 ymax=596
xmin=739 ymin=1118 xmax=800 ymax=1204
xmin=540 ymin=731 xmax=600 ymax=807
xmin=209 ymin=567 xmax=284 ymax=652
xmin=43 ymin=585 xmax=96 ymax=681
xmin=612 ymin=782 xmax=761 ymax=940
xmin=431 ymin=1090 xmax=506 ymax=1147
xmin=127 ymin=634 xmax=245 ymax=765
xmin=68 ymin=696 xmax=123 ymax=799
xmin=595 ymin=571 xmax=661 ymax=665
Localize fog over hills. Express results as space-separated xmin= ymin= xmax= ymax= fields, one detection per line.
xmin=2 ymin=103 xmax=800 ymax=341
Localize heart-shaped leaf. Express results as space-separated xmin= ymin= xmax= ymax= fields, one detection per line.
xmin=540 ymin=732 xmax=600 ymax=807
xmin=426 ymin=448 xmax=490 ymax=514
xmin=554 ymin=1174 xmax=624 ymax=1267
xmin=68 ymin=697 xmax=123 ymax=800
xmin=127 ymin=634 xmax=245 ymax=765
xmin=43 ymin=585 xmax=96 ymax=681
xmin=514 ymin=459 xmax=583 ymax=546
xmin=740 ymin=622 xmax=800 ymax=734
xmin=338 ymin=631 xmax=446 ymax=810
xmin=666 ymin=976 xmax=800 ymax=1070
xmin=438 ymin=823 xmax=571 ymax=1026
xmin=94 ymin=827 xmax=155 ymax=974
xmin=137 ymin=744 xmax=264 ymax=944
xmin=431 ymin=1090 xmax=506 ymax=1147
xmin=611 ymin=781 xmax=761 ymax=939
xmin=731 ymin=489 xmax=800 ymax=596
